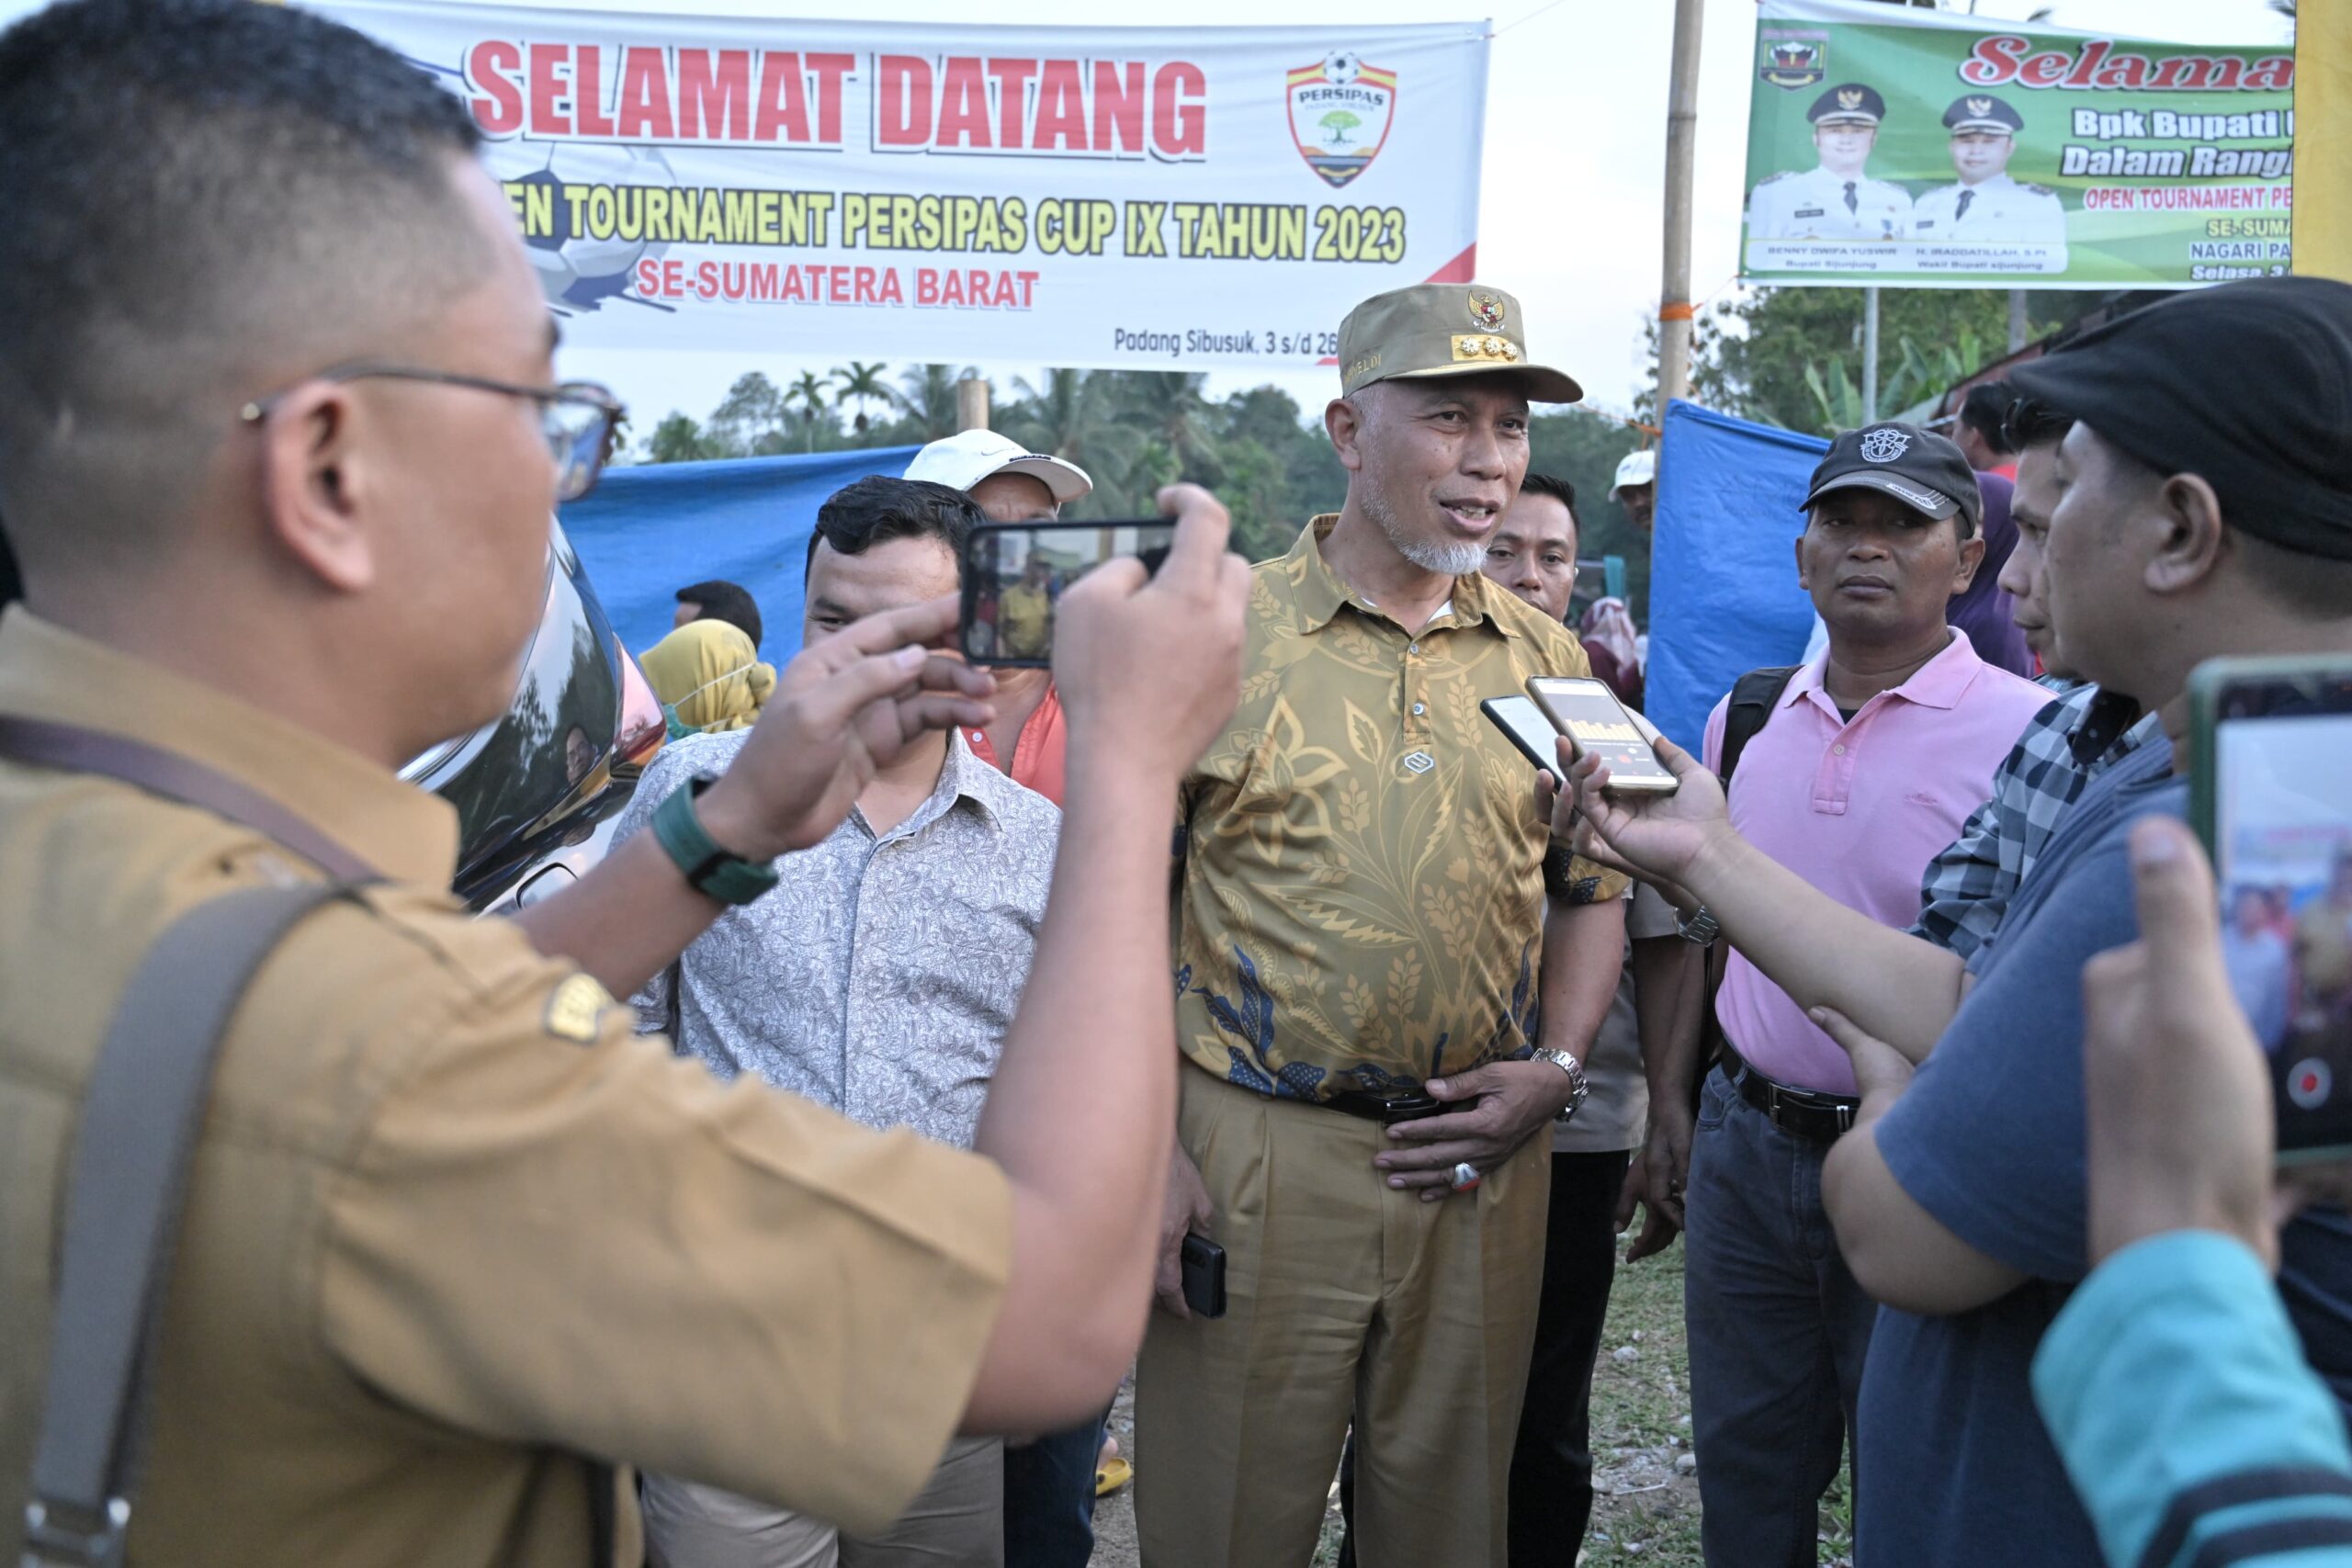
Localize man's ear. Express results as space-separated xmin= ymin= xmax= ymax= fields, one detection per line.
xmin=1326 ymin=396 xmax=1367 ymax=475
xmin=253 ymin=381 xmax=377 ymax=593
xmin=2146 ymin=472 xmax=2226 ymax=597
xmin=1951 ymin=530 xmax=1987 ymax=592
xmin=1792 ymin=528 xmax=1812 ymax=592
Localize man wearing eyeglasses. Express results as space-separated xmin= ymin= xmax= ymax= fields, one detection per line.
xmin=0 ymin=4 xmax=1250 ymax=1566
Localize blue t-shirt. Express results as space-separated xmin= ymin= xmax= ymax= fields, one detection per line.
xmin=1860 ymin=740 xmax=2352 ymax=1566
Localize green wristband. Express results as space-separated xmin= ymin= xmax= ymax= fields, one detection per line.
xmin=651 ymin=776 xmax=779 ymax=906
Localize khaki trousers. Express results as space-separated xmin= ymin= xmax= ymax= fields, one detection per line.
xmin=1136 ymin=1072 xmax=1549 ymax=1568
xmin=642 ymin=1438 xmax=1003 ymax=1568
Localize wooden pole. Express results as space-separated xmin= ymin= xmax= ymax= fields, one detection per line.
xmin=1657 ymin=0 xmax=1705 ymax=407
xmin=956 ymin=375 xmax=991 ymax=433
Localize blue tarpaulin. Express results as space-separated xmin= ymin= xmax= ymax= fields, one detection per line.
xmin=1644 ymin=400 xmax=1829 ymax=753
xmin=560 ymin=446 xmax=922 ymax=663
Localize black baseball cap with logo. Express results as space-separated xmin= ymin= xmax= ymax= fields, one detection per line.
xmin=1799 ymin=422 xmax=1982 ymax=535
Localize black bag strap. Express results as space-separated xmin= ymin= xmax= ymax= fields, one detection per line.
xmin=22 ymin=883 xmax=355 ymax=1568
xmin=1716 ymin=665 xmax=1802 ymax=792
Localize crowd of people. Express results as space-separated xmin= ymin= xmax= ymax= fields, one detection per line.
xmin=6 ymin=6 xmax=2352 ymax=1568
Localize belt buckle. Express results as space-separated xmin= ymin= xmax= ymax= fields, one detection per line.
xmin=22 ymin=1496 xmax=130 ymax=1568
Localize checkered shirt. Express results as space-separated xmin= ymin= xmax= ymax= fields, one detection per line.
xmin=1909 ymin=682 xmax=2162 ymax=961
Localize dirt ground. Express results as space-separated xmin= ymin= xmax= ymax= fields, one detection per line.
xmin=1083 ymin=1247 xmax=1851 ymax=1568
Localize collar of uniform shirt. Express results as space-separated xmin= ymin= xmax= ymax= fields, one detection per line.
xmin=1286 ymin=514 xmax=1523 ymax=639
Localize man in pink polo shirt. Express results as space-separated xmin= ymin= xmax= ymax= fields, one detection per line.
xmin=1680 ymin=422 xmax=2047 ymax=1565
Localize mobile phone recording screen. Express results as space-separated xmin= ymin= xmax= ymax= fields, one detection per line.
xmin=1524 ymin=676 xmax=1679 ymax=795
xmin=959 ymin=520 xmax=1176 ymax=667
xmin=1481 ymin=695 xmax=1566 ymax=774
xmin=2191 ymin=655 xmax=2352 ymax=1160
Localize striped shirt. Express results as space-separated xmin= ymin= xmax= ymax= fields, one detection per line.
xmin=1909 ymin=682 xmax=2163 ymax=963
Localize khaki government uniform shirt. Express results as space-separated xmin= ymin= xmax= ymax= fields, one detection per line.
xmin=0 ymin=610 xmax=1012 ymax=1567
xmin=1173 ymin=518 xmax=1629 ymax=1102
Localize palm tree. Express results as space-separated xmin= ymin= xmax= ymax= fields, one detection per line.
xmin=895 ymin=364 xmax=978 ymax=443
xmin=831 ymin=360 xmax=894 ymax=434
xmin=1118 ymin=371 xmax=1225 ymax=484
xmin=1007 ymin=368 xmax=1143 ymax=509
xmin=787 ymin=370 xmax=831 ymax=452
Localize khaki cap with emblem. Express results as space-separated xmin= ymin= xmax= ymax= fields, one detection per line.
xmin=1338 ymin=283 xmax=1582 ymax=404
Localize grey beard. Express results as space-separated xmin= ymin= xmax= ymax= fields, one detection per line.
xmin=1363 ymin=490 xmax=1487 ymax=577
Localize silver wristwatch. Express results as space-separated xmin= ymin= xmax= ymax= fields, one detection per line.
xmin=1677 ymin=904 xmax=1722 ymax=945
xmin=1529 ymin=1047 xmax=1589 ymax=1122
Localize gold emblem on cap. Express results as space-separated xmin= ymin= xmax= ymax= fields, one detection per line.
xmin=1838 ymin=86 xmax=1864 ymax=110
xmin=1467 ymin=289 xmax=1507 ymax=333
xmin=1966 ymin=96 xmax=1993 ymax=116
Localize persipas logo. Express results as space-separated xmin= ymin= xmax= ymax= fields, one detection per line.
xmin=1287 ymin=51 xmax=1397 ymax=188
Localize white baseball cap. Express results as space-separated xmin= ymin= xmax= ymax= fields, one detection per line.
xmin=903 ymin=429 xmax=1093 ymax=503
xmin=1608 ymin=448 xmax=1657 ymax=498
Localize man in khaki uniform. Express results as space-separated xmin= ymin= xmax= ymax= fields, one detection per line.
xmin=0 ymin=4 xmax=1249 ymax=1565
xmin=1136 ymin=285 xmax=1631 ymax=1568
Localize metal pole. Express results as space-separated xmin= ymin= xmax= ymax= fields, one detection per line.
xmin=1861 ymin=286 xmax=1880 ymax=422
xmin=2007 ymin=288 xmax=2029 ymax=353
xmin=1657 ymin=0 xmax=1705 ymax=407
xmin=956 ymin=375 xmax=990 ymax=433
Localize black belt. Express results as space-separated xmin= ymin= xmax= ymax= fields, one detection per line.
xmin=1719 ymin=1042 xmax=1859 ymax=1144
xmin=1319 ymin=1089 xmax=1450 ymax=1125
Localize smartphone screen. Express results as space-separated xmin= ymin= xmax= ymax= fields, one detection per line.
xmin=958 ymin=520 xmax=1175 ymax=666
xmin=1482 ymin=695 xmax=1565 ymax=773
xmin=1525 ymin=676 xmax=1679 ymax=795
xmin=2198 ymin=660 xmax=2352 ymax=1157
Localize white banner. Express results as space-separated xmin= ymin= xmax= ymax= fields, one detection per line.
xmin=309 ymin=3 xmax=1489 ymax=370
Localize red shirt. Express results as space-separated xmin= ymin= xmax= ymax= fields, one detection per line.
xmin=967 ymin=681 xmax=1066 ymax=806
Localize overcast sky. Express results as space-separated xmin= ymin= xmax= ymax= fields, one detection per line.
xmin=3 ymin=0 xmax=2295 ymax=434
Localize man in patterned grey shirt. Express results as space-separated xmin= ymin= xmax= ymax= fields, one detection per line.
xmin=1908 ymin=397 xmax=2161 ymax=962
xmin=620 ymin=477 xmax=1061 ymax=1568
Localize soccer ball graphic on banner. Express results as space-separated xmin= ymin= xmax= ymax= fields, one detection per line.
xmin=481 ymin=140 xmax=677 ymax=311
xmin=1324 ymin=51 xmax=1360 ymax=85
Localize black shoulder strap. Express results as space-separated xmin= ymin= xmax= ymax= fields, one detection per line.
xmin=24 ymin=882 xmax=354 ymax=1568
xmin=1718 ymin=665 xmax=1802 ymax=790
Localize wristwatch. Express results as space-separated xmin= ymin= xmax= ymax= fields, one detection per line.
xmin=651 ymin=775 xmax=780 ymax=906
xmin=1529 ymin=1047 xmax=1590 ymax=1122
xmin=1676 ymin=904 xmax=1722 ymax=945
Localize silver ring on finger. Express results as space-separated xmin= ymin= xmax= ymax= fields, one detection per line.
xmin=1450 ymin=1161 xmax=1483 ymax=1191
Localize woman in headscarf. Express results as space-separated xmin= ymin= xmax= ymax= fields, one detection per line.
xmin=637 ymin=617 xmax=775 ymax=735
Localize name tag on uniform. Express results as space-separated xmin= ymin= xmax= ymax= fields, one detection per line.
xmin=1795 ymin=208 xmax=1825 ymax=219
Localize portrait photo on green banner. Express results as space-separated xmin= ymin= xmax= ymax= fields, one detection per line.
xmin=1742 ymin=0 xmax=2294 ymax=290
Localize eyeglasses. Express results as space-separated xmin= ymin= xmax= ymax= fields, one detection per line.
xmin=240 ymin=363 xmax=626 ymax=502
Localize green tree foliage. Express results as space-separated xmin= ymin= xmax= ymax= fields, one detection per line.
xmin=1654 ymin=287 xmax=2086 ymax=436
xmin=831 ymin=361 xmax=894 ymax=433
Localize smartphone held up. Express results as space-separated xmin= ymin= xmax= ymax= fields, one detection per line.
xmin=960 ymin=520 xmax=1176 ymax=666
xmin=1524 ymin=675 xmax=1679 ymax=795
xmin=2191 ymin=654 xmax=2352 ymax=1161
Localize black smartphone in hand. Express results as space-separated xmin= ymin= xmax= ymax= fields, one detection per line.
xmin=958 ymin=519 xmax=1177 ymax=666
xmin=1179 ymin=1232 xmax=1227 ymax=1319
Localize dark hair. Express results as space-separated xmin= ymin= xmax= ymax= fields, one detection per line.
xmin=0 ymin=0 xmax=487 ymax=560
xmin=804 ymin=477 xmax=984 ymax=581
xmin=1518 ymin=472 xmax=1577 ymax=516
xmin=1958 ymin=383 xmax=2017 ymax=454
xmin=674 ymin=580 xmax=764 ymax=651
xmin=2002 ymin=395 xmax=2075 ymax=453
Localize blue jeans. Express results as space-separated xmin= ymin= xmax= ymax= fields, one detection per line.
xmin=1682 ymin=1066 xmax=1877 ymax=1568
xmin=1001 ymin=1413 xmax=1105 ymax=1568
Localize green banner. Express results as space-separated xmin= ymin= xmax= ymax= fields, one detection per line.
xmin=1744 ymin=0 xmax=2294 ymax=289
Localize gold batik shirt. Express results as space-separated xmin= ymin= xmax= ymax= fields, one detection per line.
xmin=1173 ymin=517 xmax=1629 ymax=1102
